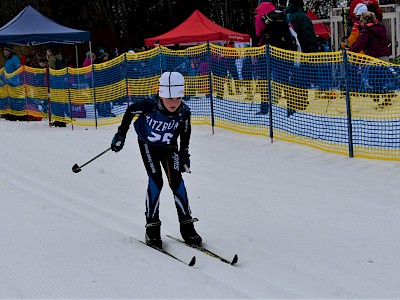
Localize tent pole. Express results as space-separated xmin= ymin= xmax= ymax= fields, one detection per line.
xmin=70 ymin=44 xmax=80 ymax=131
xmin=46 ymin=67 xmax=51 ymax=127
xmin=75 ymin=44 xmax=79 ymax=68
xmin=89 ymin=41 xmax=93 ymax=65
xmin=88 ymin=41 xmax=97 ymax=128
xmin=75 ymin=44 xmax=81 ymax=89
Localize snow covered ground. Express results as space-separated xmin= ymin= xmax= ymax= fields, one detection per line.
xmin=1 ymin=118 xmax=400 ymax=299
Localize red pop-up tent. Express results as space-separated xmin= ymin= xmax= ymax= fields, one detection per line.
xmin=307 ymin=10 xmax=331 ymax=39
xmin=144 ymin=10 xmax=250 ymax=46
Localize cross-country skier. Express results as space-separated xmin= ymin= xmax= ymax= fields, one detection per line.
xmin=110 ymin=71 xmax=202 ymax=248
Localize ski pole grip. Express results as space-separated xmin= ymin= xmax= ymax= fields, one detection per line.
xmin=184 ymin=164 xmax=191 ymax=173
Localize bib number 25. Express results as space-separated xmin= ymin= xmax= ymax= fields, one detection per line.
xmin=147 ymin=132 xmax=173 ymax=144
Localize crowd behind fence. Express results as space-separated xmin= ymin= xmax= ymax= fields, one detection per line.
xmin=1 ymin=43 xmax=400 ymax=161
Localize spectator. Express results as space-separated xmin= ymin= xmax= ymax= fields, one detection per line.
xmin=20 ymin=52 xmax=32 ymax=67
xmin=348 ymin=11 xmax=393 ymax=108
xmin=47 ymin=46 xmax=64 ymax=69
xmin=48 ymin=47 xmax=67 ymax=119
xmin=341 ymin=3 xmax=369 ymax=51
xmin=46 ymin=46 xmax=68 ymax=127
xmin=197 ymin=61 xmax=209 ymax=94
xmin=284 ymin=0 xmax=318 ymax=53
xmin=1 ymin=45 xmax=22 ymax=118
xmin=38 ymin=57 xmax=48 ymax=68
xmin=34 ymin=57 xmax=49 ymax=114
xmin=254 ymin=0 xmax=276 ymax=46
xmin=1 ymin=45 xmax=21 ymax=92
xmin=254 ymin=57 xmax=269 ymax=114
xmin=110 ymin=48 xmax=119 ymax=60
xmin=94 ymin=47 xmax=106 ymax=64
xmin=263 ymin=0 xmax=297 ymax=51
xmin=348 ymin=11 xmax=391 ymax=61
xmin=349 ymin=0 xmax=383 ymax=23
xmin=83 ymin=51 xmax=96 ymax=67
xmin=3 ymin=45 xmax=21 ymax=74
xmin=94 ymin=51 xmax=114 ymax=117
xmin=46 ymin=46 xmax=57 ymax=69
xmin=240 ymin=47 xmax=255 ymax=102
xmin=226 ymin=41 xmax=239 ymax=95
xmin=99 ymin=52 xmax=109 ymax=63
xmin=283 ymin=0 xmax=315 ymax=117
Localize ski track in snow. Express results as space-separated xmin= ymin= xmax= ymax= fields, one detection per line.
xmin=0 ymin=122 xmax=298 ymax=298
xmin=0 ymin=165 xmax=279 ymax=298
xmin=1 ymin=119 xmax=400 ymax=298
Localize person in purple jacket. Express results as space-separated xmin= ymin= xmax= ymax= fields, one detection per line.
xmin=348 ymin=11 xmax=391 ymax=61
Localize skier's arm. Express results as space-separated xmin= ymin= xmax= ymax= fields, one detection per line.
xmin=118 ymin=101 xmax=144 ymax=135
xmin=178 ymin=109 xmax=191 ymax=172
xmin=179 ymin=109 xmax=191 ymax=153
xmin=111 ymin=100 xmax=145 ymax=152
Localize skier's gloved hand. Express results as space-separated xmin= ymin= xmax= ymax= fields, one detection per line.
xmin=179 ymin=149 xmax=190 ymax=173
xmin=111 ymin=130 xmax=125 ymax=152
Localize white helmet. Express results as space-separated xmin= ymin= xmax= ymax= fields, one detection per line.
xmin=159 ymin=72 xmax=185 ymax=98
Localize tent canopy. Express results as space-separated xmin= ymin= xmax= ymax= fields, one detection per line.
xmin=307 ymin=10 xmax=331 ymax=40
xmin=144 ymin=10 xmax=250 ymax=46
xmin=0 ymin=5 xmax=91 ymax=45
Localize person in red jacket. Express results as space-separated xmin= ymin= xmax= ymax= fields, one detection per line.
xmin=349 ymin=0 xmax=383 ymax=23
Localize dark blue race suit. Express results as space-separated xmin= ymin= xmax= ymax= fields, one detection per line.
xmin=117 ymin=97 xmax=192 ymax=222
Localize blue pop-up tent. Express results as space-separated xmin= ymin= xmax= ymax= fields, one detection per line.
xmin=0 ymin=5 xmax=92 ymax=127
xmin=0 ymin=5 xmax=90 ymax=45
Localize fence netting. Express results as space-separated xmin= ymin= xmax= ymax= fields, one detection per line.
xmin=1 ymin=44 xmax=399 ymax=160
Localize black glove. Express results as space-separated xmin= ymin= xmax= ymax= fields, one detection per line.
xmin=179 ymin=149 xmax=190 ymax=173
xmin=111 ymin=130 xmax=126 ymax=152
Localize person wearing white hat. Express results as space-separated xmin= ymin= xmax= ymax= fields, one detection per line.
xmin=111 ymin=71 xmax=202 ymax=248
xmin=349 ymin=0 xmax=382 ymax=23
xmin=354 ymin=3 xmax=368 ymax=16
xmin=341 ymin=3 xmax=369 ymax=50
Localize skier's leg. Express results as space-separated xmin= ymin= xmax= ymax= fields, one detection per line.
xmin=161 ymin=149 xmax=202 ymax=245
xmin=138 ymin=140 xmax=163 ymax=247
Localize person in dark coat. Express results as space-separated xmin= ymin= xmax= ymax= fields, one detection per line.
xmin=282 ymin=0 xmax=316 ymax=117
xmin=284 ymin=0 xmax=318 ymax=53
xmin=240 ymin=47 xmax=255 ymax=101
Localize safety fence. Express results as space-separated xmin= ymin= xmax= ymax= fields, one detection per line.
xmin=1 ymin=43 xmax=400 ymax=160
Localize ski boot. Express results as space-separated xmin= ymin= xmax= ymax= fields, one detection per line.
xmin=180 ymin=218 xmax=202 ymax=245
xmin=145 ymin=218 xmax=162 ymax=248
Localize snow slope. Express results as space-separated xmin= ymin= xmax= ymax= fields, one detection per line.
xmin=1 ymin=119 xmax=400 ymax=298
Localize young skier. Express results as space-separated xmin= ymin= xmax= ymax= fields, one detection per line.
xmin=110 ymin=71 xmax=202 ymax=248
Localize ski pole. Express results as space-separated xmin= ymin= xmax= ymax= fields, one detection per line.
xmin=72 ymin=147 xmax=111 ymax=173
xmin=341 ymin=8 xmax=349 ymax=48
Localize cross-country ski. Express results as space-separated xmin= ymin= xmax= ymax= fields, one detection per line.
xmin=167 ymin=235 xmax=238 ymax=265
